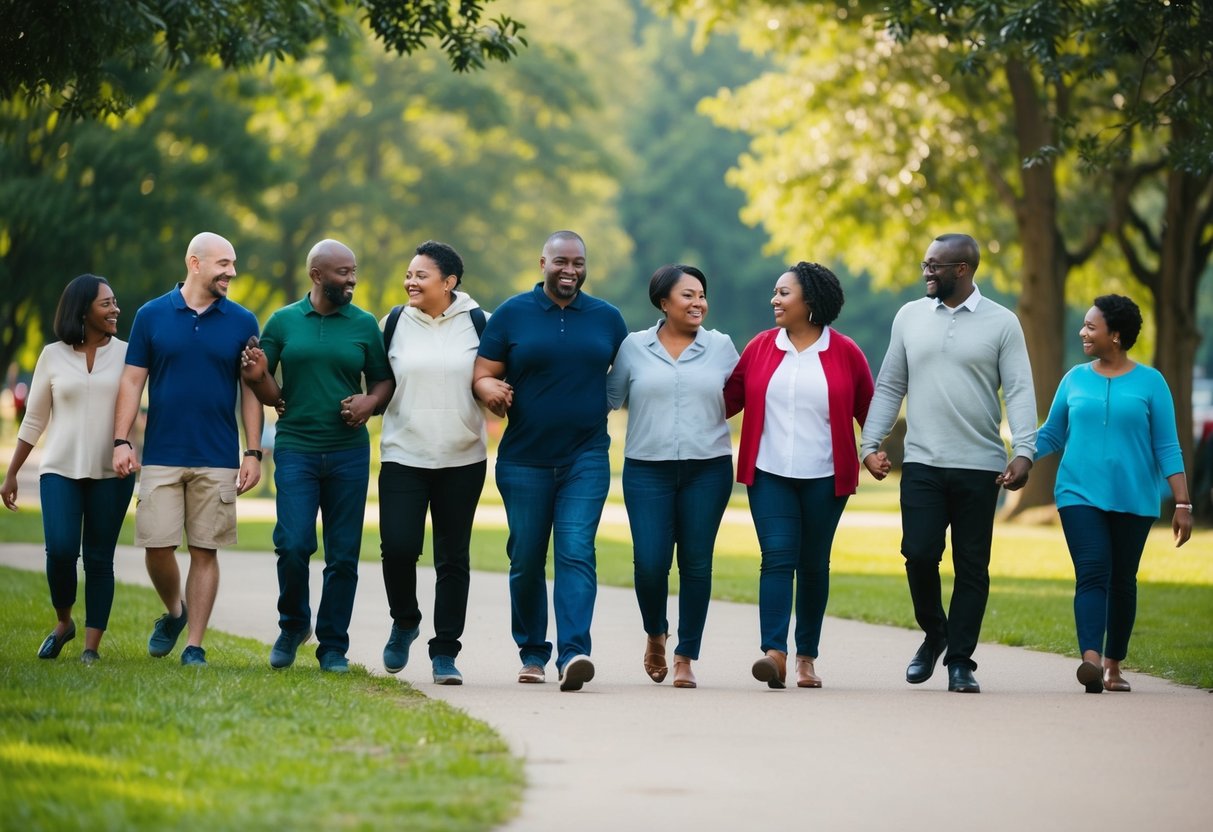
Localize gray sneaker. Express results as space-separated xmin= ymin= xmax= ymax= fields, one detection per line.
xmin=269 ymin=627 xmax=313 ymax=669
xmin=148 ymin=603 xmax=188 ymax=657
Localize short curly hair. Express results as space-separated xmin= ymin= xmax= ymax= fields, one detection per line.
xmin=789 ymin=261 xmax=844 ymax=325
xmin=1093 ymin=294 xmax=1142 ymax=351
xmin=415 ymin=240 xmax=464 ymax=287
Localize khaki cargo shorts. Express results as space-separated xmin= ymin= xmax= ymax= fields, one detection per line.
xmin=135 ymin=465 xmax=239 ymax=550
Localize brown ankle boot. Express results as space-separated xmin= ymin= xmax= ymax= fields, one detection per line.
xmin=751 ymin=649 xmax=787 ymax=689
xmin=796 ymin=655 xmax=822 ymax=688
xmin=672 ymin=656 xmax=696 ymax=689
xmin=644 ymin=633 xmax=668 ymax=683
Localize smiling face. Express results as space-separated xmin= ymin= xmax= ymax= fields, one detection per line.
xmin=85 ymin=282 xmax=120 ymax=340
xmin=311 ymin=245 xmax=357 ymax=310
xmin=405 ymin=253 xmax=456 ymax=317
xmin=1080 ymin=305 xmax=1117 ymax=359
xmin=660 ymin=273 xmax=708 ymax=334
xmin=196 ymin=240 xmax=237 ymax=299
xmin=541 ymin=237 xmax=587 ymax=305
xmin=771 ymin=271 xmax=810 ymax=329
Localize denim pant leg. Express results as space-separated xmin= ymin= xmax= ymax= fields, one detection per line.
xmin=315 ymin=446 xmax=370 ymax=658
xmin=1058 ymin=505 xmax=1114 ymax=655
xmin=899 ymin=464 xmax=952 ymax=647
xmin=792 ymin=476 xmax=847 ymax=659
xmin=623 ymin=459 xmax=677 ymax=639
xmin=942 ymin=468 xmax=1000 ymax=669
xmin=1103 ymin=513 xmax=1153 ymax=660
xmin=273 ymin=450 xmax=321 ymax=634
xmin=496 ymin=460 xmax=556 ymax=667
xmin=378 ymin=462 xmax=429 ymax=631
xmin=748 ymin=470 xmax=801 ymax=654
xmin=40 ymin=474 xmax=84 ymax=612
xmin=78 ymin=476 xmax=135 ymax=630
xmin=427 ymin=461 xmax=485 ymax=659
xmin=670 ymin=456 xmax=732 ymax=659
xmin=551 ymin=449 xmax=610 ymax=670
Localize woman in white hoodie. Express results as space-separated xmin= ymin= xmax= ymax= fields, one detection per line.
xmin=378 ymin=241 xmax=492 ymax=685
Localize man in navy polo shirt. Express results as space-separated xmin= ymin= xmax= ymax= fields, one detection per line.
xmin=473 ymin=230 xmax=628 ymax=691
xmin=113 ymin=232 xmax=264 ymax=667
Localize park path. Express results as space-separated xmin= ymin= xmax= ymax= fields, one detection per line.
xmin=1 ymin=541 xmax=1210 ymax=831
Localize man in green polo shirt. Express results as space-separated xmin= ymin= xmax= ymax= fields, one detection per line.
xmin=241 ymin=239 xmax=393 ymax=672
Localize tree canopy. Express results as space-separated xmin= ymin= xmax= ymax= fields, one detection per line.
xmin=0 ymin=0 xmax=526 ymax=119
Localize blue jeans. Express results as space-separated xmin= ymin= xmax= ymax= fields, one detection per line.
xmin=623 ymin=456 xmax=732 ymax=660
xmin=496 ymin=449 xmax=610 ymax=671
xmin=1058 ymin=505 xmax=1155 ymax=660
xmin=747 ymin=471 xmax=847 ymax=658
xmin=273 ymin=446 xmax=370 ymax=658
xmin=40 ymin=474 xmax=134 ymax=630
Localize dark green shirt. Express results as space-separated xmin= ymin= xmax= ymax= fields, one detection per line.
xmin=261 ymin=295 xmax=391 ymax=453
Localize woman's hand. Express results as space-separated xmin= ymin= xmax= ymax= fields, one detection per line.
xmin=1 ymin=473 xmax=17 ymax=510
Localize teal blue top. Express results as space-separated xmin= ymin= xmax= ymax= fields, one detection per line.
xmin=1036 ymin=362 xmax=1184 ymax=517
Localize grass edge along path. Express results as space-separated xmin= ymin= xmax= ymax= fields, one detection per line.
xmin=0 ymin=568 xmax=523 ymax=832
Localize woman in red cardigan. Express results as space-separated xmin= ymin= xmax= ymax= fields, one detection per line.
xmin=724 ymin=262 xmax=874 ymax=688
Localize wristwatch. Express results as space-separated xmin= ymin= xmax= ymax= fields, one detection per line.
xmin=114 ymin=439 xmax=132 ymax=448
xmin=244 ymin=449 xmax=264 ymax=461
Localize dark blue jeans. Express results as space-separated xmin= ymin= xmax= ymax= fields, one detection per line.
xmin=273 ymin=446 xmax=370 ymax=659
xmin=40 ymin=474 xmax=134 ymax=630
xmin=747 ymin=470 xmax=847 ymax=658
xmin=1058 ymin=505 xmax=1155 ymax=660
xmin=623 ymin=456 xmax=732 ymax=660
xmin=496 ymin=448 xmax=610 ymax=671
xmin=379 ymin=460 xmax=486 ymax=659
xmin=899 ymin=463 xmax=1001 ymax=670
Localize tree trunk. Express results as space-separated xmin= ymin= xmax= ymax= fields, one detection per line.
xmin=1000 ymin=59 xmax=1067 ymax=518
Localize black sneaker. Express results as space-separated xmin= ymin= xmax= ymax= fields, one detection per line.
xmin=269 ymin=627 xmax=313 ymax=669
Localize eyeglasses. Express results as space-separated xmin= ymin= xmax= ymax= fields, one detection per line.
xmin=920 ymin=261 xmax=966 ymax=274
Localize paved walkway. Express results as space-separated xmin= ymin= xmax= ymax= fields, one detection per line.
xmin=1 ymin=542 xmax=1210 ymax=831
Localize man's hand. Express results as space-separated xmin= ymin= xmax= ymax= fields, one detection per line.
xmin=863 ymin=451 xmax=891 ymax=481
xmin=237 ymin=454 xmax=261 ymax=495
xmin=340 ymin=394 xmax=376 ymax=427
xmin=995 ymin=456 xmax=1032 ymax=491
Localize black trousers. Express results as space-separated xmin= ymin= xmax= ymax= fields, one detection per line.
xmin=379 ymin=459 xmax=486 ymax=659
xmin=899 ymin=463 xmax=1001 ymax=670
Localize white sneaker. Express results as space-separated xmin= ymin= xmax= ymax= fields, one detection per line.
xmin=559 ymin=654 xmax=595 ymax=692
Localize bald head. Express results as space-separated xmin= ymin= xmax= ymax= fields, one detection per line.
xmin=307 ymin=239 xmax=355 ymax=272
xmin=183 ymin=232 xmax=237 ymax=302
xmin=186 ymin=232 xmax=235 ymax=267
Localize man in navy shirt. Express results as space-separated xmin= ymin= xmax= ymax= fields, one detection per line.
xmin=113 ymin=232 xmax=263 ymax=667
xmin=473 ymin=231 xmax=627 ymax=691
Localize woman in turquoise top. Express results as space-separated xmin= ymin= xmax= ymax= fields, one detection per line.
xmin=1036 ymin=295 xmax=1192 ymax=694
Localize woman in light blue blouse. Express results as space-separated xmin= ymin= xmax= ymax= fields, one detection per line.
xmin=1036 ymin=295 xmax=1192 ymax=694
xmin=607 ymin=265 xmax=739 ymax=689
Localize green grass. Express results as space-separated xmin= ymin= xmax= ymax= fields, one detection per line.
xmin=0 ymin=567 xmax=522 ymax=831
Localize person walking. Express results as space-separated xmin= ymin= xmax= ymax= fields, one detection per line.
xmin=1035 ymin=294 xmax=1192 ymax=693
xmin=725 ymin=262 xmax=874 ymax=689
xmin=241 ymin=239 xmax=393 ymax=673
xmin=2 ymin=275 xmax=135 ymax=664
xmin=378 ymin=241 xmax=489 ymax=685
xmin=472 ymin=231 xmax=627 ymax=692
xmin=113 ymin=232 xmax=263 ymax=668
xmin=861 ymin=233 xmax=1036 ymax=694
xmin=607 ymin=264 xmax=738 ymax=689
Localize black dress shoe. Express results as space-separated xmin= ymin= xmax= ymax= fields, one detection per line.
xmin=37 ymin=621 xmax=76 ymax=659
xmin=906 ymin=637 xmax=946 ymax=684
xmin=948 ymin=664 xmax=981 ymax=693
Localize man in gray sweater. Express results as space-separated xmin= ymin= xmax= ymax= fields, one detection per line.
xmin=861 ymin=233 xmax=1036 ymax=694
